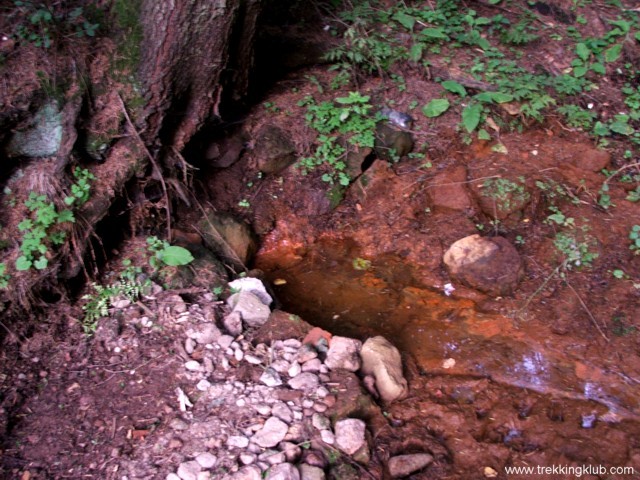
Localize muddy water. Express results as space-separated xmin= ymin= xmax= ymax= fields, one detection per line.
xmin=257 ymin=238 xmax=640 ymax=422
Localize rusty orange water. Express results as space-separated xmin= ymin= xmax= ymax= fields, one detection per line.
xmin=257 ymin=237 xmax=640 ymax=421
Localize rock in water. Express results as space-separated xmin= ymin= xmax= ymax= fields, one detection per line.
xmin=360 ymin=336 xmax=408 ymax=403
xmin=443 ymin=234 xmax=523 ymax=296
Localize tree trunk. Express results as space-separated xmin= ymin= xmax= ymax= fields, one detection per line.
xmin=139 ymin=0 xmax=262 ymax=152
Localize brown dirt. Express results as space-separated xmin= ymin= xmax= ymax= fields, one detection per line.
xmin=1 ymin=1 xmax=640 ymax=479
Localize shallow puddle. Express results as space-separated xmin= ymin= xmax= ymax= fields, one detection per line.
xmin=257 ymin=237 xmax=640 ymax=421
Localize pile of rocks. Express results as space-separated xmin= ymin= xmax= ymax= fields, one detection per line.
xmin=118 ymin=277 xmax=433 ymax=480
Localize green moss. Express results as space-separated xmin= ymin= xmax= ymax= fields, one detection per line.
xmin=112 ymin=0 xmax=143 ymax=75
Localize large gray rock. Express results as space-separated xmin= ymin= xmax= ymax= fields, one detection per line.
xmin=388 ymin=453 xmax=434 ymax=478
xmin=360 ymin=336 xmax=408 ymax=403
xmin=224 ymin=465 xmax=262 ymax=480
xmin=7 ymin=100 xmax=62 ymax=157
xmin=324 ymin=337 xmax=362 ymax=372
xmin=334 ymin=419 xmax=367 ymax=456
xmin=227 ymin=290 xmax=271 ymax=327
xmin=443 ymin=234 xmax=524 ymax=296
xmin=177 ymin=460 xmax=202 ymax=480
xmin=252 ymin=417 xmax=289 ymax=448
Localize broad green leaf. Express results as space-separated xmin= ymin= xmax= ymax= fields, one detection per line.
xmin=576 ymin=43 xmax=590 ymax=61
xmin=409 ymin=43 xmax=423 ymax=62
xmin=474 ymin=91 xmax=513 ymax=104
xmin=393 ymin=12 xmax=416 ymax=30
xmin=488 ymin=0 xmax=501 ymax=3
xmin=605 ymin=44 xmax=622 ymax=62
xmin=478 ymin=129 xmax=491 ymax=140
xmin=593 ymin=121 xmax=610 ymax=136
xmin=610 ymin=121 xmax=634 ymax=135
xmin=422 ymin=99 xmax=450 ymax=118
xmin=573 ymin=66 xmax=588 ymax=77
xmin=461 ymin=103 xmax=482 ymax=132
xmin=489 ymin=92 xmax=514 ymax=103
xmin=160 ymin=246 xmax=194 ymax=266
xmin=635 ymin=32 xmax=640 ymax=42
xmin=421 ymin=28 xmax=448 ymax=39
xmin=34 ymin=256 xmax=48 ymax=270
xmin=442 ymin=80 xmax=467 ymax=97
xmin=16 ymin=256 xmax=32 ymax=271
xmin=591 ymin=62 xmax=606 ymax=75
xmin=608 ymin=20 xmax=630 ymax=34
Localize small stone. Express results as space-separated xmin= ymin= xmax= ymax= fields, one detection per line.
xmin=320 ymin=430 xmax=335 ymax=445
xmin=288 ymin=361 xmax=302 ymax=377
xmin=484 ymin=466 xmax=498 ymax=478
xmin=334 ymin=419 xmax=366 ymax=455
xmin=272 ymin=402 xmax=293 ymax=423
xmin=218 ymin=335 xmax=235 ymax=349
xmin=185 ymin=360 xmax=202 ymax=371
xmin=271 ymin=359 xmax=291 ymax=373
xmin=197 ymin=473 xmax=211 ymax=480
xmin=287 ymin=373 xmax=319 ymax=391
xmin=313 ymin=403 xmax=327 ymax=413
xmin=388 ymin=453 xmax=433 ymax=478
xmin=227 ymin=465 xmax=262 ymax=480
xmin=252 ymin=417 xmax=289 ymax=448
xmin=185 ymin=338 xmax=196 ymax=354
xmin=222 ymin=311 xmax=243 ymax=336
xmin=196 ymin=379 xmax=211 ymax=391
xmin=167 ymin=474 xmax=181 ymax=480
xmin=312 ymin=413 xmax=331 ymax=431
xmin=240 ymin=453 xmax=257 ymax=465
xmin=265 ymin=463 xmax=301 ymax=480
xmin=315 ymin=386 xmax=329 ymax=398
xmin=260 ymin=368 xmax=283 ymax=387
xmin=235 ymin=349 xmax=244 ymax=361
xmin=298 ymin=464 xmax=326 ymax=480
xmin=279 ymin=442 xmax=302 ymax=463
xmin=177 ymin=460 xmax=202 ymax=480
xmin=324 ymin=337 xmax=362 ymax=372
xmin=293 ymin=411 xmax=303 ymax=421
xmin=169 ymin=418 xmax=189 ymax=431
xmin=254 ymin=403 xmax=272 ymax=416
xmin=283 ymin=339 xmax=302 ymax=348
xmin=245 ymin=354 xmax=263 ymax=365
xmin=228 ymin=436 xmax=250 ymax=448
xmin=188 ymin=323 xmax=222 ymax=345
xmin=195 ymin=452 xmax=217 ymax=469
xmin=301 ymin=451 xmax=327 ymax=469
xmin=301 ymin=359 xmax=322 ymax=373
xmin=237 ymin=398 xmax=247 ymax=407
xmin=283 ymin=423 xmax=306 ymax=442
xmin=259 ymin=449 xmax=286 ymax=465
xmin=296 ymin=344 xmax=318 ymax=363
xmin=302 ymin=399 xmax=314 ymax=409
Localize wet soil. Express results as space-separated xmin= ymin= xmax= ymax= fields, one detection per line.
xmin=1 ymin=1 xmax=640 ymax=479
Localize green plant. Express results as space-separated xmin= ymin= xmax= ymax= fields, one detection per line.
xmin=298 ymin=92 xmax=378 ymax=186
xmin=481 ymin=177 xmax=530 ymax=213
xmin=12 ymin=2 xmax=99 ymax=48
xmin=352 ymin=257 xmax=372 ymax=271
xmin=553 ymin=229 xmax=599 ymax=268
xmin=0 ymin=263 xmax=9 ymax=289
xmin=16 ymin=193 xmax=75 ymax=271
xmin=630 ymin=225 xmax=640 ymax=254
xmin=146 ymin=236 xmax=194 ymax=269
xmin=82 ymin=264 xmax=149 ymax=334
xmin=238 ymin=199 xmax=251 ymax=208
xmin=64 ymin=168 xmax=95 ymax=206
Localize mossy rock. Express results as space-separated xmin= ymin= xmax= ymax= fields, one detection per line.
xmin=199 ymin=212 xmax=257 ymax=272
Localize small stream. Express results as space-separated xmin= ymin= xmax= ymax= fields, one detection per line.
xmin=257 ymin=237 xmax=640 ymax=422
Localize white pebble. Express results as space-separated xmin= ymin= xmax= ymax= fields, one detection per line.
xmin=185 ymin=361 xmax=201 ymax=371
xmin=320 ymin=429 xmax=335 ymax=444
xmin=196 ymin=379 xmax=211 ymax=391
xmin=287 ymin=361 xmax=301 ymax=378
xmin=245 ymin=355 xmax=263 ymax=365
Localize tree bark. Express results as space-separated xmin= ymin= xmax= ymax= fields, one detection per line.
xmin=139 ymin=0 xmax=262 ymax=152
